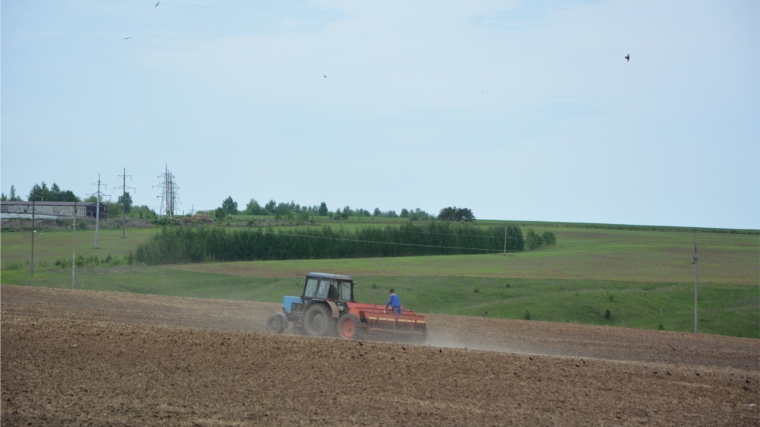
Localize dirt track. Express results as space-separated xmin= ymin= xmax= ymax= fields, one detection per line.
xmin=2 ymin=285 xmax=758 ymax=426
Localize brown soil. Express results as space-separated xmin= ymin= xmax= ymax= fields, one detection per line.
xmin=2 ymin=285 xmax=758 ymax=426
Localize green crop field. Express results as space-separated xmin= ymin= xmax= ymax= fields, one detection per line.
xmin=2 ymin=223 xmax=758 ymax=338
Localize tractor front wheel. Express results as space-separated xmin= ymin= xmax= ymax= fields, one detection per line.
xmin=337 ymin=314 xmax=363 ymax=340
xmin=303 ymin=304 xmax=336 ymax=337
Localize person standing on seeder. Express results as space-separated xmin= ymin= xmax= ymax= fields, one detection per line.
xmin=385 ymin=288 xmax=402 ymax=315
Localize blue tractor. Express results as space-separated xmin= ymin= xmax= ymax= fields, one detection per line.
xmin=266 ymin=272 xmax=427 ymax=342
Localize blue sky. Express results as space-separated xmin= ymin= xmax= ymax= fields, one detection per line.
xmin=2 ymin=0 xmax=758 ymax=228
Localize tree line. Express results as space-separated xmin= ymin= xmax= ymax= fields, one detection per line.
xmin=3 ymin=183 xmax=479 ymax=226
xmin=1 ymin=183 xmax=78 ymax=202
xmin=130 ymin=221 xmax=526 ymax=265
xmin=210 ymin=196 xmax=438 ymax=222
xmin=5 ymin=182 xmax=488 ymax=228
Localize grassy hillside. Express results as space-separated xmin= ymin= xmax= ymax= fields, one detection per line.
xmin=2 ymin=223 xmax=757 ymax=338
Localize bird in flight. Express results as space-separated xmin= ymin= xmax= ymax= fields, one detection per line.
xmin=123 ymin=36 xmax=131 ymax=40
xmin=625 ymin=54 xmax=630 ymax=62
xmin=155 ymin=1 xmax=160 ymax=7
xmin=323 ymin=74 xmax=327 ymax=78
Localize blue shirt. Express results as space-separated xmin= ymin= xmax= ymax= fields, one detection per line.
xmin=386 ymin=293 xmax=401 ymax=309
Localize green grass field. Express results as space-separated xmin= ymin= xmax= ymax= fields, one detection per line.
xmin=2 ymin=223 xmax=758 ymax=338
xmin=0 ymin=228 xmax=155 ymax=269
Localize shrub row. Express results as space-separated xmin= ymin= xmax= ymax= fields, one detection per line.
xmin=55 ymin=254 xmax=125 ymax=268
xmin=131 ymin=222 xmax=526 ymax=265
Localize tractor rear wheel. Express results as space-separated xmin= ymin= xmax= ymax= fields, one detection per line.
xmin=266 ymin=313 xmax=287 ymax=334
xmin=337 ymin=314 xmax=362 ymax=340
xmin=303 ymin=304 xmax=336 ymax=337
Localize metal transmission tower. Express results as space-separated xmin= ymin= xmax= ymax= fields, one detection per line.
xmin=155 ymin=165 xmax=179 ymax=219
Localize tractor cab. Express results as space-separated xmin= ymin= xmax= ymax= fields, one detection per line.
xmin=300 ymin=273 xmax=355 ymax=302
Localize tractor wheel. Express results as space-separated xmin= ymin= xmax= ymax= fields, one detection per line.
xmin=266 ymin=313 xmax=286 ymax=334
xmin=276 ymin=312 xmax=289 ymax=332
xmin=337 ymin=314 xmax=363 ymax=340
xmin=303 ymin=304 xmax=336 ymax=337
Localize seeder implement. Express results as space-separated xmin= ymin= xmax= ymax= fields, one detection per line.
xmin=340 ymin=303 xmax=427 ymax=343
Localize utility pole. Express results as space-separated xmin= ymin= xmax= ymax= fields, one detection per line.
xmin=72 ymin=202 xmax=77 ymax=289
xmin=31 ymin=200 xmax=36 ymax=277
xmin=116 ymin=168 xmax=134 ymax=238
xmin=693 ymin=230 xmax=699 ymax=333
xmin=504 ymin=223 xmax=508 ymax=254
xmin=90 ymin=174 xmax=110 ymax=249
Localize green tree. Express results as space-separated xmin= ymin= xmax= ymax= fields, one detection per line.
xmin=400 ymin=208 xmax=409 ymax=218
xmin=214 ymin=207 xmax=227 ymax=221
xmin=457 ymin=207 xmax=475 ymax=222
xmin=408 ymin=208 xmax=431 ymax=221
xmin=264 ymin=199 xmax=277 ymax=213
xmin=437 ymin=206 xmax=475 ymax=222
xmin=373 ymin=207 xmax=381 ymax=216
xmin=132 ymin=205 xmax=157 ymax=219
xmin=28 ymin=182 xmax=49 ymax=201
xmin=438 ymin=206 xmax=455 ymax=221
xmin=104 ymin=200 xmax=122 ymax=216
xmin=9 ymin=185 xmax=22 ymax=201
xmin=542 ymin=231 xmax=557 ymax=246
xmin=117 ymin=192 xmax=133 ymax=214
xmin=318 ymin=202 xmax=328 ymax=216
xmin=221 ymin=196 xmax=238 ymax=215
xmin=274 ymin=202 xmax=291 ymax=216
xmin=245 ymin=199 xmax=265 ymax=215
xmin=525 ymin=229 xmax=544 ymax=251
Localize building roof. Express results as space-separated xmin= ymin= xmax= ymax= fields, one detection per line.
xmin=0 ymin=201 xmax=98 ymax=206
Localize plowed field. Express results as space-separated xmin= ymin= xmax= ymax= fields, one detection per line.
xmin=2 ymin=285 xmax=758 ymax=426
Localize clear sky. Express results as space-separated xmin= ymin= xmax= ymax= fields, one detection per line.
xmin=2 ymin=0 xmax=758 ymax=228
